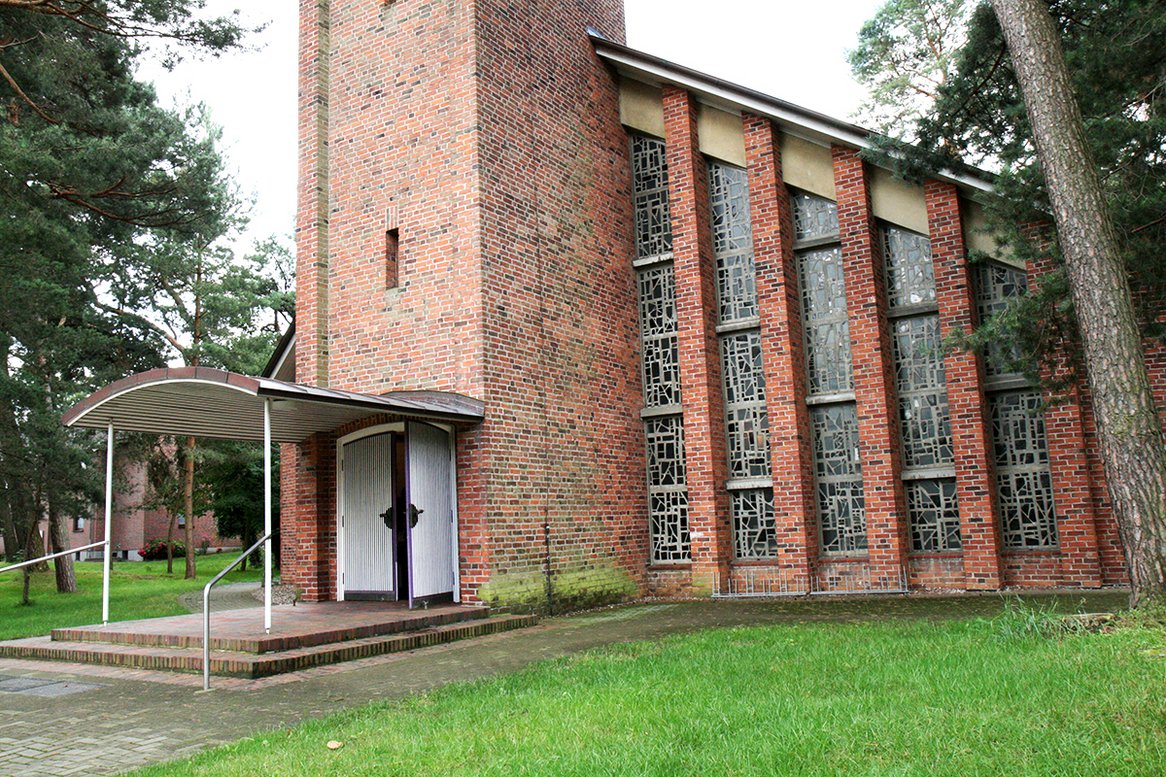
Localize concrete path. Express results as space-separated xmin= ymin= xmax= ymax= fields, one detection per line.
xmin=0 ymin=591 xmax=1129 ymax=776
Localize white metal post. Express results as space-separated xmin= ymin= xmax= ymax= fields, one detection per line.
xmin=263 ymin=398 xmax=272 ymax=633
xmin=102 ymin=421 xmax=114 ymax=625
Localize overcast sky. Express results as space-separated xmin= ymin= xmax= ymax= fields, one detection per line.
xmin=145 ymin=0 xmax=883 ymax=249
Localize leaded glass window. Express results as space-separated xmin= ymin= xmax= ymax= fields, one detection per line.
xmin=892 ymin=316 xmax=953 ymax=469
xmin=883 ymin=224 xmax=961 ymax=552
xmin=794 ymin=190 xmax=864 ymax=554
xmin=799 ymin=246 xmax=853 ymax=395
xmin=646 ymin=416 xmax=691 ymax=561
xmin=907 ymin=479 xmax=961 ymax=551
xmin=708 ymin=162 xmax=758 ymax=322
xmin=638 ymin=265 xmax=680 ymax=408
xmin=812 ymin=404 xmax=867 ymax=553
xmin=721 ymin=331 xmax=769 ymax=479
xmin=792 ymin=191 xmax=839 ymax=241
xmin=975 ymin=262 xmax=1027 ymax=378
xmin=631 ymin=135 xmax=672 ymax=261
xmin=732 ymin=488 xmax=776 ymax=558
xmin=976 ymin=263 xmax=1058 ymax=549
xmin=884 ymin=227 xmax=936 ymax=308
xmin=990 ymin=391 xmax=1058 ymax=548
xmin=709 ymin=160 xmax=775 ymax=558
xmin=632 ymin=134 xmax=689 ymax=563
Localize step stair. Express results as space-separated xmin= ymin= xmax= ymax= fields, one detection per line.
xmin=0 ymin=607 xmax=536 ymax=678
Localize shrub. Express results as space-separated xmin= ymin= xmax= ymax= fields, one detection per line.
xmin=139 ymin=538 xmax=187 ymax=561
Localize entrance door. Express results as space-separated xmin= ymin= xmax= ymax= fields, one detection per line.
xmin=406 ymin=422 xmax=456 ymax=605
xmin=341 ymin=432 xmax=395 ymax=599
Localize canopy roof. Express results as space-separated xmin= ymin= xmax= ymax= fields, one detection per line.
xmin=62 ymin=367 xmax=484 ymax=443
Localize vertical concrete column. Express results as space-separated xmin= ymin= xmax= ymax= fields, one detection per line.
xmin=743 ymin=114 xmax=816 ymax=587
xmin=662 ymin=86 xmax=730 ymax=592
xmin=1027 ymin=256 xmax=1103 ymax=587
xmin=296 ymin=0 xmax=330 ymax=387
xmin=925 ymin=181 xmax=1003 ymax=589
xmin=832 ymin=145 xmax=909 ymax=589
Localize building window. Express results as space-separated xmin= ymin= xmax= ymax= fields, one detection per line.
xmin=385 ymin=228 xmax=400 ymax=289
xmin=976 ymin=262 xmax=1058 ymax=549
xmin=883 ymin=225 xmax=960 ymax=552
xmin=708 ymin=160 xmax=774 ymax=559
xmin=794 ymin=190 xmax=866 ymax=554
xmin=72 ymin=516 xmax=85 ymax=533
xmin=632 ymin=134 xmax=690 ymax=563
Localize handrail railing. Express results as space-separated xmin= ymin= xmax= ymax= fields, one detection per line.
xmin=0 ymin=540 xmax=108 ymax=576
xmin=203 ymin=532 xmax=271 ymax=691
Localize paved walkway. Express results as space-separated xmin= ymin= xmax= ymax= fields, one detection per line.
xmin=0 ymin=591 xmax=1129 ymax=776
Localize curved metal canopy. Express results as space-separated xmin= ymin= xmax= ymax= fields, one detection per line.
xmin=62 ymin=367 xmax=484 ymax=443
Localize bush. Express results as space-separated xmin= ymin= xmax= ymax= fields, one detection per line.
xmin=139 ymin=538 xmax=187 ymax=561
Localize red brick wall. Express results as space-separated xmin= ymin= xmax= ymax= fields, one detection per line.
xmin=833 ymin=146 xmax=909 ymax=589
xmin=927 ymin=181 xmax=1002 ymax=589
xmin=291 ymin=0 xmax=645 ymax=603
xmin=662 ymin=86 xmax=729 ymax=593
xmin=744 ymin=114 xmax=817 ymax=581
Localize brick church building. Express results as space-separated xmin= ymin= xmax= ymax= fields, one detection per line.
xmin=264 ymin=0 xmax=1137 ymax=607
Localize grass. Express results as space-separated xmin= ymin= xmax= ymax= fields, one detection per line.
xmin=134 ymin=607 xmax=1166 ymax=776
xmin=0 ymin=553 xmax=264 ymax=640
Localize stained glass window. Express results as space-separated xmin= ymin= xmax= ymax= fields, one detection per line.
xmin=732 ymin=489 xmax=777 ymax=558
xmin=884 ymin=227 xmax=936 ymax=308
xmin=631 ymin=135 xmax=673 ymax=261
xmin=638 ymin=265 xmax=681 ymax=408
xmin=710 ymin=161 xmax=774 ymax=557
xmin=990 ymin=391 xmax=1058 ymax=548
xmin=792 ymin=191 xmax=839 ymax=241
xmin=883 ymin=224 xmax=961 ymax=552
xmin=907 ymin=479 xmax=961 ymax=551
xmin=812 ymin=404 xmax=867 ymax=553
xmin=799 ymin=246 xmax=853 ymax=395
xmin=708 ymin=163 xmax=758 ymax=323
xmin=632 ymin=135 xmax=689 ymax=562
xmin=975 ymin=262 xmax=1027 ymax=377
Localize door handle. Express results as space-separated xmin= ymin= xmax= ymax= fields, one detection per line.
xmin=380 ymin=507 xmax=392 ymax=529
xmin=409 ymin=503 xmax=424 ymax=528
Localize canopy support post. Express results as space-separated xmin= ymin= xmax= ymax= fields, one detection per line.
xmin=264 ymin=398 xmax=272 ymax=634
xmin=102 ymin=421 xmax=114 ymax=625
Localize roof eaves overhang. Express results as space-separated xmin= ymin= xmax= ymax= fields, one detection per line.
xmin=591 ymin=35 xmax=996 ymax=197
xmin=62 ymin=368 xmax=484 ymax=444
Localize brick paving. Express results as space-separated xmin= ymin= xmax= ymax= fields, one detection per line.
xmin=0 ymin=591 xmax=1130 ymax=776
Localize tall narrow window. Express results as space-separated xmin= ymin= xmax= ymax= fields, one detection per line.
xmin=976 ymin=262 xmax=1058 ymax=548
xmin=708 ymin=160 xmax=773 ymax=559
xmin=631 ymin=134 xmax=690 ymax=563
xmin=385 ymin=228 xmax=400 ymax=289
xmin=793 ymin=190 xmax=866 ymax=554
xmin=883 ymin=226 xmax=960 ymax=552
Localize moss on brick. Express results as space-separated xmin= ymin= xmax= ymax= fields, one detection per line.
xmin=476 ymin=563 xmax=637 ymax=614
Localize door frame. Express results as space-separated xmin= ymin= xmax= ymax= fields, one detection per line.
xmin=336 ymin=423 xmax=404 ymax=602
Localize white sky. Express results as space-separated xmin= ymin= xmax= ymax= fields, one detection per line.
xmin=145 ymin=0 xmax=883 ymax=249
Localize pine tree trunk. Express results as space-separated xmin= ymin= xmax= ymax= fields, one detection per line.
xmin=991 ymin=0 xmax=1166 ymax=605
xmin=47 ymin=502 xmax=76 ymax=593
xmin=183 ymin=435 xmax=196 ymax=579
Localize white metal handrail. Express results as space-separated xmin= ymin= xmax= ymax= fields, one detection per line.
xmin=202 ymin=532 xmax=272 ymax=692
xmin=0 ymin=540 xmax=108 ymax=575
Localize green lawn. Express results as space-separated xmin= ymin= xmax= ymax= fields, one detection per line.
xmin=0 ymin=554 xmax=263 ymax=640
xmin=134 ymin=612 xmax=1166 ymax=776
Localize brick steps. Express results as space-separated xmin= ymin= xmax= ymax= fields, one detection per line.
xmin=50 ymin=606 xmax=492 ymax=653
xmin=0 ymin=615 xmax=536 ymax=678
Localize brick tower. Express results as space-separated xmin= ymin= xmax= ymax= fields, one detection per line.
xmin=285 ymin=0 xmax=648 ymax=603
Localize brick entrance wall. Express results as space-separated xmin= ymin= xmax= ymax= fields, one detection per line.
xmin=289 ymin=0 xmax=646 ymax=603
